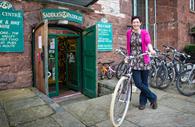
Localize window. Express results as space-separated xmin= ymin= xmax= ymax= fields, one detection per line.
xmin=190 ymin=0 xmax=195 ymax=12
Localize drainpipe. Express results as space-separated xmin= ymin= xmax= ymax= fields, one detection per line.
xmin=145 ymin=0 xmax=149 ymax=30
xmin=133 ymin=0 xmax=137 ymax=16
xmin=154 ymin=0 xmax=157 ymax=48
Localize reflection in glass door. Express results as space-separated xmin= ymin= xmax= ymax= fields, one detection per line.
xmin=48 ymin=37 xmax=59 ymax=97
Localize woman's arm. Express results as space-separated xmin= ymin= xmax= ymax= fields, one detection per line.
xmin=148 ymin=43 xmax=156 ymax=55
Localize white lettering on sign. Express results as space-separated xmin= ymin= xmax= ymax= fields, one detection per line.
xmin=1 ymin=12 xmax=21 ymax=18
xmin=0 ymin=24 xmax=10 ymax=29
xmin=42 ymin=11 xmax=82 ymax=22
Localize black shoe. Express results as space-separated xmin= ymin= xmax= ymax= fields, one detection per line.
xmin=150 ymin=101 xmax=158 ymax=109
xmin=138 ymin=105 xmax=145 ymax=110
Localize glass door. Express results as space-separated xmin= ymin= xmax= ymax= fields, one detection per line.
xmin=48 ymin=36 xmax=59 ymax=97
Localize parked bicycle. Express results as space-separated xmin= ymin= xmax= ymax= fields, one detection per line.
xmin=176 ymin=64 xmax=195 ymax=96
xmin=149 ymin=45 xmax=193 ymax=90
xmin=98 ymin=60 xmax=116 ymax=80
xmin=110 ymin=49 xmax=151 ymax=127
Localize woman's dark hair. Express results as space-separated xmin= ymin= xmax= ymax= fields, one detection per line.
xmin=131 ymin=16 xmax=142 ymax=23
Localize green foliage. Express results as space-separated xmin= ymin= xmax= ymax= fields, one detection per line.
xmin=184 ymin=44 xmax=195 ymax=54
xmin=191 ymin=27 xmax=195 ymax=32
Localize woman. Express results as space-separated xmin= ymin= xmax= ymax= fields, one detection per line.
xmin=126 ymin=16 xmax=157 ymax=110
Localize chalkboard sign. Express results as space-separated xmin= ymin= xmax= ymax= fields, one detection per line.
xmin=0 ymin=8 xmax=24 ymax=52
xmin=97 ymin=22 xmax=113 ymax=51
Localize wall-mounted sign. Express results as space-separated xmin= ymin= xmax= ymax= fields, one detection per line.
xmin=41 ymin=9 xmax=83 ymax=24
xmin=0 ymin=1 xmax=13 ymax=10
xmin=0 ymin=2 xmax=24 ymax=52
xmin=97 ymin=22 xmax=113 ymax=51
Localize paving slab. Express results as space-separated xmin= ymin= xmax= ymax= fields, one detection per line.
xmin=0 ymin=104 xmax=9 ymax=127
xmin=95 ymin=119 xmax=138 ymax=127
xmin=125 ymin=105 xmax=195 ymax=127
xmin=64 ymin=95 xmax=111 ymax=126
xmin=8 ymin=105 xmax=54 ymax=126
xmin=4 ymin=96 xmax=46 ymax=113
xmin=0 ymin=88 xmax=36 ymax=102
xmin=16 ymin=117 xmax=61 ymax=127
xmin=159 ymin=96 xmax=195 ymax=115
xmin=52 ymin=111 xmax=86 ymax=127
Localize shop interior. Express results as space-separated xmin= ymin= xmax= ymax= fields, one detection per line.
xmin=48 ymin=33 xmax=80 ymax=99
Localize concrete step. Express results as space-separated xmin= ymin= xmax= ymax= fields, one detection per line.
xmin=55 ymin=93 xmax=90 ymax=106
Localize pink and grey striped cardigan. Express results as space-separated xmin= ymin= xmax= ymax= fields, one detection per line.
xmin=126 ymin=29 xmax=151 ymax=64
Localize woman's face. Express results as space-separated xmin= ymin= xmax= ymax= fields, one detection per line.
xmin=132 ymin=18 xmax=142 ymax=31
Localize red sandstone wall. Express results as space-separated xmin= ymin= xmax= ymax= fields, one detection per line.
xmin=150 ymin=0 xmax=178 ymax=51
xmin=0 ymin=0 xmax=131 ymax=89
xmin=149 ymin=0 xmax=195 ymax=51
xmin=177 ymin=0 xmax=195 ymax=50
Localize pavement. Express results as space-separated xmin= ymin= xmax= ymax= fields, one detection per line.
xmin=0 ymin=83 xmax=195 ymax=127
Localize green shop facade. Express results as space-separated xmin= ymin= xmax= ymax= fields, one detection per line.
xmin=0 ymin=1 xmax=113 ymax=98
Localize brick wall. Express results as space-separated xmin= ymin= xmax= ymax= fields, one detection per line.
xmin=149 ymin=0 xmax=178 ymax=51
xmin=0 ymin=0 xmax=131 ymax=89
xmin=177 ymin=0 xmax=195 ymax=50
xmin=93 ymin=0 xmax=132 ymax=64
xmin=149 ymin=0 xmax=195 ymax=51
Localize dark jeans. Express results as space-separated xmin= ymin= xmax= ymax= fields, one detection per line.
xmin=132 ymin=70 xmax=157 ymax=106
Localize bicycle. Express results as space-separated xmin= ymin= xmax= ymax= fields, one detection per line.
xmin=176 ymin=64 xmax=195 ymax=96
xmin=98 ymin=60 xmax=116 ymax=80
xmin=110 ymin=49 xmax=150 ymax=127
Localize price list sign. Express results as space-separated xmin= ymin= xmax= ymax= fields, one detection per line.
xmin=97 ymin=22 xmax=113 ymax=51
xmin=0 ymin=9 xmax=24 ymax=52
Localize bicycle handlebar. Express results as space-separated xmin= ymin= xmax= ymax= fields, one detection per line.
xmin=162 ymin=45 xmax=191 ymax=60
xmin=115 ymin=48 xmax=152 ymax=63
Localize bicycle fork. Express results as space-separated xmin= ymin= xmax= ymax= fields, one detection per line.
xmin=118 ymin=75 xmax=132 ymax=103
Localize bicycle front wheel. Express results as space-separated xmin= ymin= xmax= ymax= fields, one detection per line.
xmin=116 ymin=61 xmax=127 ymax=79
xmin=106 ymin=67 xmax=114 ymax=79
xmin=110 ymin=76 xmax=132 ymax=127
xmin=176 ymin=69 xmax=195 ymax=96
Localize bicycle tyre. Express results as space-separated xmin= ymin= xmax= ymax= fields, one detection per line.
xmin=176 ymin=69 xmax=195 ymax=96
xmin=110 ymin=76 xmax=132 ymax=127
xmin=116 ymin=61 xmax=127 ymax=79
xmin=148 ymin=64 xmax=158 ymax=88
xmin=106 ymin=68 xmax=114 ymax=79
xmin=155 ymin=64 xmax=169 ymax=89
xmin=167 ymin=65 xmax=176 ymax=85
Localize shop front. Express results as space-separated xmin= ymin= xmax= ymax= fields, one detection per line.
xmin=33 ymin=9 xmax=97 ymax=98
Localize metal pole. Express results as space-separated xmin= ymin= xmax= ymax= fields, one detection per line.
xmin=154 ymin=0 xmax=157 ymax=48
xmin=133 ymin=0 xmax=137 ymax=16
xmin=145 ymin=0 xmax=149 ymax=30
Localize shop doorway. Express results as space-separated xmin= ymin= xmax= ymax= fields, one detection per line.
xmin=33 ymin=21 xmax=97 ymax=99
xmin=48 ymin=34 xmax=81 ymax=97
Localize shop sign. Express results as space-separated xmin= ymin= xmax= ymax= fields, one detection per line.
xmin=0 ymin=1 xmax=13 ymax=10
xmin=97 ymin=22 xmax=113 ymax=51
xmin=0 ymin=1 xmax=24 ymax=52
xmin=41 ymin=9 xmax=83 ymax=24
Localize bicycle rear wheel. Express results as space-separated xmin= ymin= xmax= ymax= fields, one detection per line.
xmin=106 ymin=66 xmax=115 ymax=79
xmin=116 ymin=61 xmax=127 ymax=79
xmin=110 ymin=76 xmax=132 ymax=127
xmin=176 ymin=69 xmax=195 ymax=96
xmin=156 ymin=64 xmax=169 ymax=89
xmin=148 ymin=64 xmax=157 ymax=88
